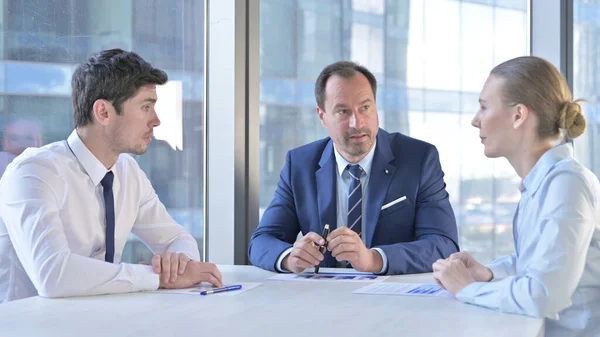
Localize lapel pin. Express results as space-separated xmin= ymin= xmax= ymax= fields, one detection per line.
xmin=385 ymin=169 xmax=389 ymax=174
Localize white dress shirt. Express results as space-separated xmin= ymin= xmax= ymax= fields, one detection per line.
xmin=457 ymin=143 xmax=600 ymax=337
xmin=0 ymin=131 xmax=200 ymax=302
xmin=276 ymin=142 xmax=388 ymax=273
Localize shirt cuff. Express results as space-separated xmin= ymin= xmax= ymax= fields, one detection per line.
xmin=276 ymin=247 xmax=294 ymax=273
xmin=486 ymin=263 xmax=510 ymax=281
xmin=371 ymin=248 xmax=388 ymax=274
xmin=456 ymin=282 xmax=485 ymax=304
xmin=128 ymin=264 xmax=160 ymax=291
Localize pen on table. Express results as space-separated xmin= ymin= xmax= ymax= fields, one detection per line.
xmin=200 ymin=284 xmax=242 ymax=296
xmin=315 ymin=224 xmax=330 ymax=274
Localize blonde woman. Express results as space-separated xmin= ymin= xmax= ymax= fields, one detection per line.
xmin=433 ymin=56 xmax=600 ymax=337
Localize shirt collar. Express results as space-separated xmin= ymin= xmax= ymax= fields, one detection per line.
xmin=521 ymin=142 xmax=573 ymax=195
xmin=67 ymin=130 xmax=112 ymax=186
xmin=333 ymin=141 xmax=377 ymax=177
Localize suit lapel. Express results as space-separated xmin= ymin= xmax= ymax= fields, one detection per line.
xmin=365 ymin=130 xmax=396 ymax=248
xmin=315 ymin=140 xmax=337 ymax=267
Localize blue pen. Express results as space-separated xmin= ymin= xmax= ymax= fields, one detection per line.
xmin=200 ymin=284 xmax=242 ymax=296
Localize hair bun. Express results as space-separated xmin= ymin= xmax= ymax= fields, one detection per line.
xmin=558 ymin=100 xmax=587 ymax=138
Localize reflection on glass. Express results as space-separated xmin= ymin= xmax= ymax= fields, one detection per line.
xmin=573 ymin=1 xmax=600 ymax=181
xmin=0 ymin=118 xmax=43 ymax=177
xmin=0 ymin=0 xmax=205 ymax=263
xmin=260 ymin=0 xmax=528 ymax=263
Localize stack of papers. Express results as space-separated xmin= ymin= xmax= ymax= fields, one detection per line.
xmin=353 ymin=282 xmax=453 ymax=297
xmin=268 ymin=272 xmax=389 ymax=282
xmin=151 ymin=282 xmax=262 ymax=296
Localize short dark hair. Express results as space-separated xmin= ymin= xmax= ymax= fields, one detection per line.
xmin=71 ymin=48 xmax=168 ymax=128
xmin=314 ymin=61 xmax=377 ymax=110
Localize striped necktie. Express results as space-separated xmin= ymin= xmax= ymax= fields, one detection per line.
xmin=347 ymin=164 xmax=363 ymax=238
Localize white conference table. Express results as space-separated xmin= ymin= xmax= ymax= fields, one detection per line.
xmin=0 ymin=265 xmax=544 ymax=337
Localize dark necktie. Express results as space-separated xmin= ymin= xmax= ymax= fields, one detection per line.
xmin=100 ymin=171 xmax=115 ymax=263
xmin=347 ymin=164 xmax=363 ymax=238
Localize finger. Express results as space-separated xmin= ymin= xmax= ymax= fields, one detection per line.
xmin=434 ymin=277 xmax=446 ymax=290
xmin=170 ymin=253 xmax=179 ymax=282
xmin=151 ymin=254 xmax=162 ymax=274
xmin=205 ymin=264 xmax=223 ymax=287
xmin=290 ymin=256 xmax=316 ymax=270
xmin=292 ymin=247 xmax=321 ymax=266
xmin=212 ymin=264 xmax=223 ymax=283
xmin=198 ymin=262 xmax=223 ymax=283
xmin=450 ymin=259 xmax=467 ymax=270
xmin=327 ymin=234 xmax=360 ymax=252
xmin=449 ymin=252 xmax=469 ymax=262
xmin=435 ymin=258 xmax=451 ymax=267
xmin=200 ymin=273 xmax=223 ymax=288
xmin=178 ymin=254 xmax=190 ymax=275
xmin=448 ymin=252 xmax=462 ymax=260
xmin=330 ymin=239 xmax=360 ymax=258
xmin=301 ymin=232 xmax=325 ymax=246
xmin=335 ymin=252 xmax=358 ymax=262
xmin=161 ymin=253 xmax=172 ymax=283
xmin=432 ymin=261 xmax=445 ymax=272
xmin=436 ymin=260 xmax=451 ymax=269
xmin=331 ymin=243 xmax=359 ymax=258
xmin=326 ymin=227 xmax=354 ymax=242
xmin=295 ymin=242 xmax=324 ymax=262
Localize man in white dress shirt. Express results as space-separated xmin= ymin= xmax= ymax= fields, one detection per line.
xmin=0 ymin=48 xmax=222 ymax=302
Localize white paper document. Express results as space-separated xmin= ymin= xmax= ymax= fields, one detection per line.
xmin=269 ymin=272 xmax=389 ymax=282
xmin=151 ymin=282 xmax=262 ymax=296
xmin=353 ymin=282 xmax=453 ymax=297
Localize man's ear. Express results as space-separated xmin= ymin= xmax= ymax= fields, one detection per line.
xmin=92 ymin=99 xmax=113 ymax=126
xmin=317 ymin=106 xmax=327 ymax=128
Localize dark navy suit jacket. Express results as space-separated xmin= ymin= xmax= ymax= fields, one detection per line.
xmin=249 ymin=129 xmax=459 ymax=274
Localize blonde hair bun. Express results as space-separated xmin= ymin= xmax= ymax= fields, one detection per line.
xmin=558 ymin=100 xmax=587 ymax=138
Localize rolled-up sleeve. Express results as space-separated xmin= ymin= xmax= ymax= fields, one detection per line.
xmin=1 ymin=159 xmax=159 ymax=299
xmin=456 ymin=173 xmax=595 ymax=319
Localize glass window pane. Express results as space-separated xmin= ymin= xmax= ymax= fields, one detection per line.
xmin=259 ymin=0 xmax=529 ymax=263
xmin=0 ymin=0 xmax=205 ymax=263
xmin=422 ymin=0 xmax=461 ymax=91
xmin=573 ymin=1 xmax=600 ymax=181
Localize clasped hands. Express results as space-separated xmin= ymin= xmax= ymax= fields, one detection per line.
xmin=145 ymin=252 xmax=223 ymax=289
xmin=432 ymin=252 xmax=493 ymax=295
xmin=282 ymin=227 xmax=383 ymax=274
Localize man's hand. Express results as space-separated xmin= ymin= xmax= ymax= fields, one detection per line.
xmin=159 ymin=261 xmax=223 ymax=289
xmin=327 ymin=227 xmax=382 ymax=273
xmin=151 ymin=252 xmax=191 ymax=284
xmin=448 ymin=252 xmax=493 ymax=282
xmin=432 ymin=259 xmax=475 ymax=296
xmin=281 ymin=232 xmax=325 ymax=274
